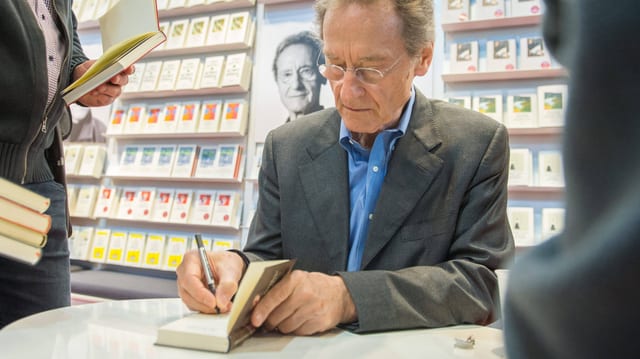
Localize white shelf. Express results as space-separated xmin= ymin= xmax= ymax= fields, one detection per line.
xmin=442 ymin=68 xmax=568 ymax=84
xmin=105 ymin=131 xmax=245 ymax=140
xmin=120 ymin=85 xmax=249 ymax=100
xmin=507 ymin=127 xmax=563 ymax=137
xmin=106 ymin=174 xmax=243 ymax=184
xmin=442 ymin=15 xmax=542 ymax=33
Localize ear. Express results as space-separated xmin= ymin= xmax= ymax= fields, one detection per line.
xmin=414 ymin=42 xmax=434 ymax=76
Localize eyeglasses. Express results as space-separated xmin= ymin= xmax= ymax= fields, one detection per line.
xmin=317 ymin=53 xmax=403 ymax=85
xmin=277 ymin=66 xmax=317 ymax=84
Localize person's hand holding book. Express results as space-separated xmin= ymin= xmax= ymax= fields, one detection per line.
xmin=72 ymin=61 xmax=134 ymax=107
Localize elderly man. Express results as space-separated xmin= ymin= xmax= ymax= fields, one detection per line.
xmin=177 ymin=0 xmax=513 ymax=335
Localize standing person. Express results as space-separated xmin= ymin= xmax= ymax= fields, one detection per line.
xmin=177 ymin=0 xmax=513 ymax=335
xmin=273 ymin=30 xmax=326 ymax=122
xmin=503 ymin=0 xmax=640 ymax=357
xmin=0 ymin=0 xmax=132 ymax=328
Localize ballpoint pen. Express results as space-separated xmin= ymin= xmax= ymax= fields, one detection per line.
xmin=194 ymin=233 xmax=220 ymax=313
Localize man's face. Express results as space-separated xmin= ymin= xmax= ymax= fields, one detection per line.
xmin=275 ymin=44 xmax=322 ymax=116
xmin=322 ymin=0 xmax=430 ymax=134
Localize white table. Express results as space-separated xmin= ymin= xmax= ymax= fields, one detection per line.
xmin=0 ymin=298 xmax=505 ymax=358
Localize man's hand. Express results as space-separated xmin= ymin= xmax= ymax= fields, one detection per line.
xmin=176 ymin=250 xmax=246 ymax=314
xmin=251 ymin=270 xmax=358 ymax=335
xmin=72 ymin=60 xmax=134 ymax=107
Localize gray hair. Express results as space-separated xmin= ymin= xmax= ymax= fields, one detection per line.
xmin=272 ymin=30 xmax=325 ymax=81
xmin=314 ymin=0 xmax=434 ymax=57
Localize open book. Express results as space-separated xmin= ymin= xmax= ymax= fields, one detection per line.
xmin=61 ymin=0 xmax=166 ymax=104
xmin=156 ymin=259 xmax=295 ymax=353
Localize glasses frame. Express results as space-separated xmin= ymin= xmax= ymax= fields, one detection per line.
xmin=316 ymin=53 xmax=404 ymax=85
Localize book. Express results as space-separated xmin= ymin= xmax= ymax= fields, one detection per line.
xmin=155 ymin=60 xmax=182 ymax=91
xmin=219 ymin=100 xmax=248 ymax=134
xmin=89 ymin=228 xmax=112 ymax=263
xmin=486 ymin=39 xmax=516 ymax=72
xmin=505 ymin=94 xmax=537 ymax=128
xmin=0 ymin=233 xmax=42 ymax=265
xmin=171 ymin=145 xmax=199 ymax=177
xmin=185 ymin=16 xmax=210 ymax=47
xmin=93 ymin=185 xmax=120 ymax=218
xmin=123 ymin=61 xmax=145 ymax=93
xmin=472 ymin=0 xmax=505 ymax=20
xmin=69 ymin=226 xmax=94 ymax=261
xmin=211 ymin=191 xmax=240 ymax=227
xmin=154 ymin=145 xmax=178 ymax=176
xmin=212 ymin=238 xmax=241 ymax=251
xmin=193 ymin=145 xmax=218 ymax=178
xmin=73 ymin=185 xmax=99 ymax=218
xmin=446 ymin=96 xmax=472 ymax=110
xmin=442 ymin=0 xmax=469 ymax=23
xmin=507 ymin=207 xmax=535 ymax=246
xmin=143 ymin=233 xmax=166 ymax=268
xmin=163 ymin=235 xmax=189 ymax=270
xmin=0 ymin=196 xmax=51 ymax=234
xmin=220 ymin=53 xmax=252 ymax=89
xmin=537 ymin=150 xmax=564 ymax=187
xmin=511 ymin=0 xmax=542 ymax=17
xmin=508 ymin=148 xmax=533 ymax=186
xmin=144 ymin=104 xmax=165 ymax=133
xmin=118 ymin=145 xmax=141 ymax=175
xmin=150 ymin=188 xmax=176 ymax=222
xmin=0 ymin=177 xmax=51 ymax=213
xmin=138 ymin=60 xmax=163 ymax=92
xmin=176 ymin=101 xmax=201 ymax=133
xmin=155 ymin=259 xmax=295 ymax=353
xmin=67 ymin=185 xmax=78 ymax=216
xmin=63 ymin=144 xmax=84 ymax=176
xmin=541 ymin=208 xmax=565 ymax=241
xmin=189 ymin=190 xmax=217 ymax=225
xmin=124 ymin=104 xmax=146 ymax=134
xmin=519 ymin=37 xmax=552 ymax=70
xmin=160 ymin=103 xmax=181 ymax=132
xmin=124 ymin=232 xmax=147 ymax=266
xmin=0 ymin=217 xmax=47 ymax=248
xmin=138 ymin=145 xmax=159 ymax=174
xmin=61 ymin=0 xmax=166 ymax=104
xmin=107 ymin=104 xmax=127 ymax=134
xmin=224 ymin=11 xmax=253 ymax=46
xmin=175 ymin=58 xmax=202 ymax=90
xmin=77 ymin=145 xmax=107 ymax=178
xmin=197 ymin=100 xmax=223 ymax=133
xmin=199 ymin=55 xmax=225 ymax=89
xmin=116 ymin=187 xmax=138 ymax=220
xmin=169 ymin=190 xmax=193 ymax=223
xmin=166 ymin=19 xmax=190 ymax=49
xmin=206 ymin=14 xmax=229 ymax=46
xmin=215 ymin=144 xmax=243 ymax=179
xmin=134 ymin=188 xmax=156 ymax=220
xmin=537 ymin=84 xmax=567 ymax=127
xmin=450 ymin=41 xmax=478 ymax=73
xmin=106 ymin=231 xmax=128 ymax=264
xmin=472 ymin=94 xmax=503 ymax=123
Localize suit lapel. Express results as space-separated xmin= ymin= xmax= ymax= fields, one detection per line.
xmin=361 ymin=94 xmax=444 ymax=269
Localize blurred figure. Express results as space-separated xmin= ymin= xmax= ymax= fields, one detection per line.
xmin=66 ymin=105 xmax=107 ymax=143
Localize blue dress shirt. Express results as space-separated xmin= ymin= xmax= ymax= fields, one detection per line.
xmin=339 ymin=88 xmax=415 ymax=271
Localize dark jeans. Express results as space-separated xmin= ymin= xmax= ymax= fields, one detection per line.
xmin=0 ymin=180 xmax=70 ymax=328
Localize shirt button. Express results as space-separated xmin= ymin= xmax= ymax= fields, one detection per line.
xmin=41 ymin=14 xmax=45 ymax=20
xmin=372 ymin=166 xmax=379 ymax=172
xmin=368 ymin=213 xmax=373 ymax=220
xmin=48 ymin=55 xmax=54 ymax=62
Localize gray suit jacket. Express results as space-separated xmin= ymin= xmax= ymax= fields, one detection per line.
xmin=246 ymin=90 xmax=514 ymax=332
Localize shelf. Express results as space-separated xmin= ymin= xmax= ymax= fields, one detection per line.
xmin=120 ymin=85 xmax=249 ymax=100
xmin=442 ymin=15 xmax=542 ymax=33
xmin=442 ymin=68 xmax=568 ymax=84
xmin=105 ymin=131 xmax=245 ymax=140
xmin=509 ymin=186 xmax=564 ymax=194
xmin=145 ymin=42 xmax=251 ymax=59
xmin=104 ymin=217 xmax=241 ymax=232
xmin=508 ymin=186 xmax=564 ymax=202
xmin=106 ymin=174 xmax=243 ymax=184
xmin=66 ymin=174 xmax=102 ymax=181
xmin=507 ymin=127 xmax=563 ymax=137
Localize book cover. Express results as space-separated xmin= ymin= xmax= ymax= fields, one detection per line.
xmin=212 ymin=239 xmax=241 ymax=251
xmin=89 ymin=228 xmax=112 ymax=263
xmin=116 ymin=187 xmax=138 ymax=220
xmin=215 ymin=144 xmax=242 ymax=179
xmin=224 ymin=11 xmax=252 ymax=46
xmin=143 ymin=233 xmax=166 ymax=268
xmin=472 ymin=94 xmax=503 ymax=123
xmin=505 ymin=94 xmax=538 ymax=128
xmin=442 ymin=0 xmax=469 ymax=23
xmin=0 ymin=217 xmax=47 ymax=248
xmin=472 ymin=0 xmax=505 ymax=20
xmin=537 ymin=84 xmax=567 ymax=127
xmin=176 ymin=101 xmax=201 ymax=133
xmin=446 ymin=96 xmax=472 ymax=109
xmin=67 ymin=185 xmax=78 ymax=216
xmin=107 ymin=104 xmax=127 ymax=134
xmin=541 ymin=208 xmax=565 ymax=241
xmin=166 ymin=19 xmax=189 ymax=49
xmin=199 ymin=55 xmax=225 ymax=89
xmin=171 ymin=145 xmax=199 ymax=177
xmin=0 ymin=233 xmax=42 ymax=265
xmin=150 ymin=189 xmax=175 ymax=222
xmin=185 ymin=16 xmax=210 ymax=48
xmin=62 ymin=0 xmax=166 ymax=104
xmin=70 ymin=226 xmax=94 ymax=261
xmin=124 ymin=232 xmax=147 ymax=267
xmin=138 ymin=60 xmax=163 ymax=92
xmin=511 ymin=0 xmax=542 ymax=17
xmin=63 ymin=144 xmax=84 ymax=175
xmin=220 ymin=53 xmax=252 ymax=89
xmin=194 ymin=146 xmax=219 ymax=178
xmin=134 ymin=188 xmax=157 ymax=220
xmin=123 ymin=61 xmax=146 ymax=93
xmin=175 ymin=58 xmax=202 ymax=90
xmin=450 ymin=41 xmax=478 ymax=73
xmin=138 ymin=145 xmax=159 ymax=174
xmin=507 ymin=207 xmax=535 ymax=246
xmin=211 ymin=191 xmax=240 ymax=227
xmin=154 ymin=145 xmax=177 ymax=176
xmin=169 ymin=190 xmax=194 ymax=223
xmin=206 ymin=14 xmax=229 ymax=46
xmin=486 ymin=39 xmax=516 ymax=72
xmin=74 ymin=185 xmax=99 ymax=218
xmin=508 ymin=148 xmax=533 ymax=186
xmin=189 ymin=190 xmax=217 ymax=225
xmin=155 ymin=259 xmax=295 ymax=353
xmin=537 ymin=150 xmax=564 ymax=187
xmin=155 ymin=60 xmax=182 ymax=91
xmin=519 ymin=37 xmax=552 ymax=70
xmin=197 ymin=100 xmax=223 ymax=133
xmin=163 ymin=235 xmax=188 ymax=270
xmin=106 ymin=231 xmax=128 ymax=264
xmin=77 ymin=145 xmax=107 ymax=178
xmin=93 ymin=185 xmax=120 ymax=219
xmin=144 ymin=104 xmax=165 ymax=133
xmin=160 ymin=103 xmax=181 ymax=133
xmin=0 ymin=175 xmax=52 ymax=214
xmin=118 ymin=145 xmax=141 ymax=175
xmin=124 ymin=104 xmax=147 ymax=134
xmin=219 ymin=100 xmax=247 ymax=134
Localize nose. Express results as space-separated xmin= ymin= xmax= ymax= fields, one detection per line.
xmin=338 ymin=70 xmax=365 ymax=100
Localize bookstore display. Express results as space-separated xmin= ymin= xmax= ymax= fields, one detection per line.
xmin=440 ymin=1 xmax=566 ymax=248
xmin=67 ymin=0 xmax=256 ymax=282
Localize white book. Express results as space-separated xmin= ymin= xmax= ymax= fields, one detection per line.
xmin=187 ymin=0 xmax=206 ymax=6
xmin=508 ymin=148 xmax=533 ymax=186
xmin=472 ymin=0 xmax=505 ymax=20
xmin=220 ymin=53 xmax=252 ymax=89
xmin=93 ymin=185 xmax=120 ymax=218
xmin=450 ymin=41 xmax=478 ymax=73
xmin=171 ymin=145 xmax=199 ymax=177
xmin=159 ymin=103 xmax=181 ymax=133
xmin=67 ymin=185 xmax=78 ymax=216
xmin=64 ymin=144 xmax=84 ymax=175
xmin=197 ymin=100 xmax=223 ymax=132
xmin=154 ymin=145 xmax=177 ymax=177
xmin=507 ymin=207 xmax=535 ymax=246
xmin=106 ymin=231 xmax=128 ymax=264
xmin=193 ymin=145 xmax=219 ymax=178
xmin=156 ymin=60 xmax=181 ymax=91
xmin=124 ymin=104 xmax=146 ymax=134
xmin=505 ymin=94 xmax=537 ymax=128
xmin=77 ymin=145 xmax=107 ymax=178
xmin=0 ymin=233 xmax=42 ymax=265
xmin=138 ymin=60 xmax=163 ymax=92
xmin=163 ymin=235 xmax=188 ymax=270
xmin=511 ymin=0 xmax=542 ymax=16
xmin=185 ymin=16 xmax=210 ymax=47
xmin=199 ymin=55 xmax=225 ymax=88
xmin=143 ymin=103 xmax=165 ymax=133
xmin=143 ymin=233 xmax=166 ymax=269
xmin=70 ymin=226 xmax=94 ymax=261
xmin=123 ymin=62 xmax=145 ymax=93
xmin=123 ymin=232 xmax=147 ymax=267
xmin=106 ymin=104 xmax=127 ymax=134
xmin=212 ymin=238 xmax=240 ymax=251
xmin=167 ymin=0 xmax=187 ymax=9
xmin=118 ymin=145 xmax=141 ymax=175
xmin=225 ymin=12 xmax=253 ymax=46
xmin=189 ymin=190 xmax=217 ymax=224
xmin=519 ymin=37 xmax=552 ymax=70
xmin=486 ymin=39 xmax=516 ymax=72
xmin=175 ymin=58 xmax=202 ymax=90
xmin=116 ymin=187 xmax=139 ymax=219
xmin=74 ymin=185 xmax=99 ymax=218
xmin=134 ymin=187 xmax=156 ymax=220
xmin=169 ymin=190 xmax=194 ymax=223
xmin=166 ymin=19 xmax=189 ymax=49
xmin=541 ymin=208 xmax=565 ymax=241
xmin=206 ymin=14 xmax=229 ymax=46
xmin=472 ymin=94 xmax=503 ymax=123
xmin=442 ymin=0 xmax=469 ymax=23
xmin=537 ymin=150 xmax=564 ymax=187
xmin=89 ymin=228 xmax=111 ymax=263
xmin=214 ymin=144 xmax=242 ymax=179
xmin=157 ymin=21 xmax=170 ymax=50
xmin=537 ymin=84 xmax=567 ymax=127
xmin=219 ymin=100 xmax=248 ymax=133
xmin=138 ymin=145 xmax=159 ymax=175
xmin=150 ymin=188 xmax=176 ymax=222
xmin=251 ymin=143 xmax=264 ymax=179
xmin=211 ymin=191 xmax=240 ymax=227
xmin=446 ymin=96 xmax=472 ymax=109
xmin=176 ymin=101 xmax=201 ymax=133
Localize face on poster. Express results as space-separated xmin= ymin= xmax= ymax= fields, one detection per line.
xmin=252 ymin=6 xmax=335 ymax=143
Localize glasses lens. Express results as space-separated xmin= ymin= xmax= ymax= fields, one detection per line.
xmin=356 ymin=68 xmax=384 ymax=84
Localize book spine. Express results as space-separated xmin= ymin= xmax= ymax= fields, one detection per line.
xmin=228 ymin=324 xmax=257 ymax=353
xmin=0 ymin=217 xmax=47 ymax=247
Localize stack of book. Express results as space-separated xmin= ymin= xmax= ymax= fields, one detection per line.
xmin=0 ymin=177 xmax=52 ymax=265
